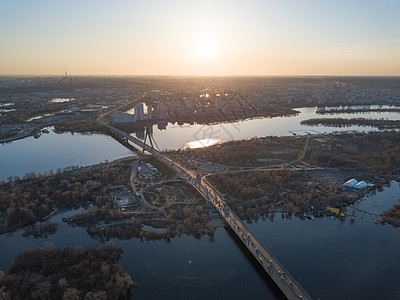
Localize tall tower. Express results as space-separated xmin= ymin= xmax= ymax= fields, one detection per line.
xmin=146 ymin=105 xmax=152 ymax=120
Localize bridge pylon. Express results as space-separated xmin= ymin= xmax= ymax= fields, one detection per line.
xmin=141 ymin=125 xmax=159 ymax=157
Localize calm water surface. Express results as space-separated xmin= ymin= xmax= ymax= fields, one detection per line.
xmin=150 ymin=106 xmax=400 ymax=149
xmin=1 ymin=107 xmax=400 ymax=298
xmin=0 ymin=128 xmax=135 ymax=181
xmin=0 ymin=183 xmax=399 ymax=299
xmin=2 ymin=107 xmax=400 ymax=181
xmin=248 ymin=181 xmax=400 ymax=299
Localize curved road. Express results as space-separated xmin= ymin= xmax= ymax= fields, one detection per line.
xmin=98 ymin=114 xmax=313 ymax=300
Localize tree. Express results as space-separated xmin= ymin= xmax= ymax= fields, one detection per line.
xmin=62 ymin=288 xmax=81 ymax=300
xmin=31 ymin=280 xmax=52 ymax=300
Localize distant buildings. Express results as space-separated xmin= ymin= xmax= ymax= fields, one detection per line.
xmin=147 ymin=104 xmax=152 ymax=119
xmin=155 ymin=102 xmax=167 ymax=119
xmin=134 ymin=103 xmax=144 ymax=121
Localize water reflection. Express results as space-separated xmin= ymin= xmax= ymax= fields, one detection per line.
xmin=0 ymin=127 xmax=135 ymax=181
xmin=185 ymin=138 xmax=220 ymax=149
xmin=119 ymin=106 xmax=400 ymax=150
xmin=149 ymin=106 xmax=400 ymax=150
xmin=2 ymin=106 xmax=400 ymax=180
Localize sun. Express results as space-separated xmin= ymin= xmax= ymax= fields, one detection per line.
xmin=196 ymin=36 xmax=216 ymax=59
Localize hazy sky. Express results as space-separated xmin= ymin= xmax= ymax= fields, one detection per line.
xmin=1 ymin=0 xmax=399 ymax=76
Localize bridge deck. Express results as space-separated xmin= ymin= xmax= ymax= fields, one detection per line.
xmin=101 ymin=120 xmax=313 ymax=300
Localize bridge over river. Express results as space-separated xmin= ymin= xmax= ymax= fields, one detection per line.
xmin=99 ymin=117 xmax=313 ymax=300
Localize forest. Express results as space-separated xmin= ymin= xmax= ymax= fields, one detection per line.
xmin=305 ymin=131 xmax=400 ymax=177
xmin=52 ymin=120 xmax=105 ymax=134
xmin=0 ymin=242 xmax=134 ymax=299
xmin=301 ymin=117 xmax=400 ymax=129
xmin=316 ymin=108 xmax=400 ymax=115
xmin=66 ymin=199 xmax=216 ymax=241
xmin=0 ymin=162 xmax=131 ymax=234
xmin=0 ymin=154 xmax=217 ymax=242
xmin=210 ymin=170 xmax=355 ymax=221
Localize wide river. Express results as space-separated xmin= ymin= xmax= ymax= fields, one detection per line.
xmin=2 ymin=106 xmax=400 ymax=181
xmin=1 ymin=106 xmax=400 ymax=299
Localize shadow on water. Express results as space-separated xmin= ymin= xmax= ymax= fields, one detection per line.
xmin=224 ymin=224 xmax=286 ymax=300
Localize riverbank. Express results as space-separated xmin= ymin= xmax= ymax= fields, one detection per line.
xmin=0 ymin=129 xmax=34 ymax=143
xmin=180 ymin=130 xmax=400 ymax=224
xmin=0 ymin=155 xmax=218 ymax=241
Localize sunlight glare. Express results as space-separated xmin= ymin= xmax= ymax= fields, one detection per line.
xmin=185 ymin=138 xmax=220 ymax=149
xmin=196 ymin=36 xmax=216 ymax=59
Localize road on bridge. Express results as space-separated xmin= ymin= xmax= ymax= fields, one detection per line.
xmin=98 ymin=114 xmax=313 ymax=300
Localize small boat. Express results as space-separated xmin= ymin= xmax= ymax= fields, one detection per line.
xmin=42 ymin=129 xmax=49 ymax=134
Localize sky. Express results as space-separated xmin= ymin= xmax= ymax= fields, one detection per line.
xmin=1 ymin=0 xmax=399 ymax=76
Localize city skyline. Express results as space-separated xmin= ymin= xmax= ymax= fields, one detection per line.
xmin=1 ymin=0 xmax=400 ymax=76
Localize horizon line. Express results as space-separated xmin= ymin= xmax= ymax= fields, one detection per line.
xmin=1 ymin=74 xmax=400 ymax=78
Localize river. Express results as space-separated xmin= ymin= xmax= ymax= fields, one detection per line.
xmin=0 ymin=182 xmax=399 ymax=299
xmin=1 ymin=106 xmax=400 ymax=298
xmin=2 ymin=106 xmax=400 ymax=181
xmin=0 ymin=128 xmax=135 ymax=181
xmin=147 ymin=106 xmax=400 ymax=150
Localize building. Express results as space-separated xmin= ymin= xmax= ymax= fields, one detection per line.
xmin=146 ymin=105 xmax=152 ymax=120
xmin=326 ymin=206 xmax=345 ymax=217
xmin=135 ymin=103 xmax=144 ymax=121
xmin=343 ymin=178 xmax=358 ymax=188
xmin=113 ymin=103 xmax=152 ymax=124
xmin=354 ymin=181 xmax=368 ymax=189
xmin=156 ymin=102 xmax=167 ymax=119
xmin=343 ymin=178 xmax=370 ymax=189
xmin=109 ymin=186 xmax=137 ymax=209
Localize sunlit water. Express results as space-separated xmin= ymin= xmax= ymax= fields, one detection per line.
xmin=2 ymin=107 xmax=400 ymax=181
xmin=147 ymin=106 xmax=400 ymax=150
xmin=1 ymin=106 xmax=400 ymax=298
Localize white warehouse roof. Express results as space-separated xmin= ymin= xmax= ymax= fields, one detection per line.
xmin=355 ymin=181 xmax=368 ymax=189
xmin=343 ymin=179 xmax=358 ymax=187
